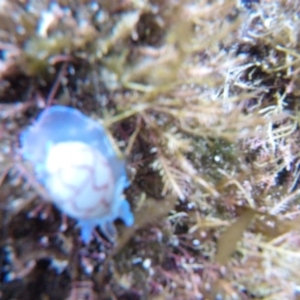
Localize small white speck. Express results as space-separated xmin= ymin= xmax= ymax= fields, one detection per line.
xmin=156 ymin=231 xmax=163 ymax=242
xmin=264 ymin=17 xmax=272 ymax=28
xmin=232 ymin=293 xmax=239 ymax=300
xmin=204 ymin=282 xmax=211 ymax=291
xmin=59 ymin=222 xmax=67 ymax=232
xmin=2 ymin=144 xmax=10 ymax=154
xmin=192 ymin=239 xmax=200 ymax=246
xmin=188 ymin=257 xmax=195 ymax=263
xmin=97 ymin=252 xmax=106 ymax=260
xmin=27 ymin=260 xmax=36 ymax=268
xmin=5 ymin=272 xmax=15 ymax=282
xmin=150 ymin=147 xmax=157 ymax=153
xmin=142 ymin=258 xmax=151 ymax=269
xmin=170 ymin=282 xmax=177 ymax=288
xmin=83 ymin=262 xmax=93 ymax=275
xmin=68 ymin=66 xmax=75 ymax=75
xmin=214 ymin=155 xmax=221 ymax=162
xmin=40 ymin=236 xmax=49 ymax=246
xmin=37 ymin=10 xmax=55 ymax=37
xmin=187 ymin=202 xmax=195 ymax=209
xmin=200 ymin=231 xmax=207 ymax=238
xmin=96 ymin=11 xmax=108 ymax=23
xmin=220 ymin=266 xmax=226 ymax=275
xmin=90 ymin=2 xmax=99 ymax=11
xmin=294 ymin=285 xmax=300 ymax=294
xmin=40 ymin=211 xmax=48 ymax=219
xmin=9 ymin=198 xmax=25 ymax=210
xmin=6 ymin=252 xmax=14 ymax=262
xmin=148 ymin=267 xmax=154 ymax=276
xmin=50 ymin=259 xmax=68 ymax=274
xmin=171 ymin=236 xmax=179 ymax=247
xmin=79 ymin=19 xmax=89 ymax=28
xmin=195 ymin=293 xmax=203 ymax=300
xmin=131 ymin=31 xmax=138 ymax=40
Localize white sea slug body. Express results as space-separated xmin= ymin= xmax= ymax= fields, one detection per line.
xmin=20 ymin=105 xmax=134 ymax=243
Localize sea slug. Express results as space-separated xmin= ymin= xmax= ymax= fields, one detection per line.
xmin=20 ymin=105 xmax=134 ymax=243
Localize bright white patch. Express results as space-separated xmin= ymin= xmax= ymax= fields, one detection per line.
xmin=214 ymin=155 xmax=221 ymax=162
xmin=142 ymin=258 xmax=151 ymax=269
xmin=37 ymin=10 xmax=55 ymax=37
xmin=45 ymin=141 xmax=114 ymax=220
